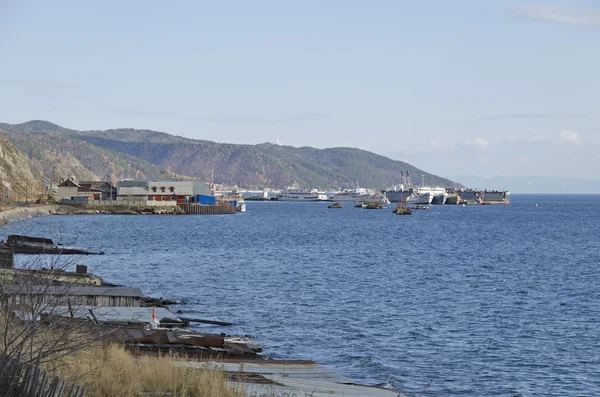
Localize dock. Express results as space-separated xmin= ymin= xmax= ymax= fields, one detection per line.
xmin=181 ymin=203 xmax=237 ymax=215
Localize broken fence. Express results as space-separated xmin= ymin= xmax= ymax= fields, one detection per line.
xmin=0 ymin=353 xmax=85 ymax=397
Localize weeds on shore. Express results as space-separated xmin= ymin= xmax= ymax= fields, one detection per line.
xmin=50 ymin=344 xmax=242 ymax=397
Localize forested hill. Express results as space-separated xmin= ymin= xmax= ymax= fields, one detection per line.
xmin=0 ymin=120 xmax=458 ymax=189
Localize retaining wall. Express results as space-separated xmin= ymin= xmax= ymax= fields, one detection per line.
xmin=0 ymin=205 xmax=59 ymax=226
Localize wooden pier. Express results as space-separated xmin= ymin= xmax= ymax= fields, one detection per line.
xmin=181 ymin=204 xmax=237 ymax=215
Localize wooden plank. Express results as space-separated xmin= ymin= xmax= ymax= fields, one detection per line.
xmin=18 ymin=364 xmax=32 ymax=397
xmin=177 ymin=316 xmax=233 ymax=326
xmin=37 ymin=372 xmax=48 ymax=397
xmin=56 ymin=379 xmax=66 ymax=397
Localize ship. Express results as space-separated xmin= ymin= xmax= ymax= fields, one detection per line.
xmin=384 ymin=170 xmax=414 ymax=204
xmin=329 ymin=187 xmax=372 ymax=202
xmin=384 ymin=187 xmax=413 ymax=203
xmin=406 ymin=189 xmax=434 ymax=205
xmin=456 ymin=189 xmax=481 ymax=204
xmin=277 ymin=188 xmax=329 ymax=202
xmin=479 ymin=190 xmax=511 ymax=204
xmin=406 ymin=174 xmax=435 ymax=205
xmin=430 ymin=187 xmax=448 ymax=205
xmin=445 ymin=192 xmax=460 ymax=205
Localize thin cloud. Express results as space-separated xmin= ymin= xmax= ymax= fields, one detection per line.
xmin=528 ymin=135 xmax=548 ymax=142
xmin=187 ymin=112 xmax=327 ymax=125
xmin=513 ymin=155 xmax=529 ymax=163
xmin=479 ymin=111 xmax=587 ymax=121
xmin=111 ymin=110 xmax=327 ymax=125
xmin=0 ymin=79 xmax=80 ymax=90
xmin=466 ymin=137 xmax=489 ymax=149
xmin=560 ymin=129 xmax=582 ymax=144
xmin=114 ymin=109 xmax=179 ymax=118
xmin=512 ymin=4 xmax=600 ymax=27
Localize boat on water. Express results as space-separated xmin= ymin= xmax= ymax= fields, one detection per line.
xmin=480 ymin=190 xmax=511 ymax=204
xmin=384 ymin=188 xmax=413 ymax=203
xmin=328 ymin=202 xmax=343 ymax=209
xmin=277 ymin=188 xmax=329 ymax=202
xmin=329 ymin=187 xmax=371 ymax=202
xmin=406 ymin=189 xmax=434 ymax=205
xmin=445 ymin=193 xmax=460 ymax=205
xmin=244 ymin=191 xmax=276 ymax=201
xmin=430 ymin=187 xmax=448 ymax=205
xmin=456 ymin=189 xmax=481 ymax=204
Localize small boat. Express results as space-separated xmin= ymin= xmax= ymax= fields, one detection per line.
xmin=411 ymin=205 xmax=430 ymax=210
xmin=328 ymin=202 xmax=343 ymax=209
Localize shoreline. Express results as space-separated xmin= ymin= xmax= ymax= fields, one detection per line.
xmin=0 ymin=204 xmax=60 ymax=226
xmin=0 ymin=204 xmax=183 ymax=221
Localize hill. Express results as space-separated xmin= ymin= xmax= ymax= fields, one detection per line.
xmin=0 ymin=133 xmax=45 ymax=201
xmin=0 ymin=121 xmax=178 ymax=186
xmin=0 ymin=120 xmax=458 ymax=189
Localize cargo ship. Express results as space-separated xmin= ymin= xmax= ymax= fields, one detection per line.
xmin=479 ymin=190 xmax=510 ymax=204
xmin=384 ymin=188 xmax=413 ymax=204
xmin=455 ymin=189 xmax=481 ymax=204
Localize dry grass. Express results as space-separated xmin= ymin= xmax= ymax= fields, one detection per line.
xmin=50 ymin=344 xmax=243 ymax=397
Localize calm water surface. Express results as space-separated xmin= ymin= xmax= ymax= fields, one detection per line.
xmin=2 ymin=194 xmax=600 ymax=396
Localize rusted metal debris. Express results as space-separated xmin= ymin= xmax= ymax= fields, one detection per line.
xmin=98 ymin=326 xmax=260 ymax=360
xmin=0 ymin=235 xmax=104 ymax=255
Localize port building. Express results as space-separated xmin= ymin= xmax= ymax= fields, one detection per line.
xmin=117 ymin=178 xmax=214 ymax=205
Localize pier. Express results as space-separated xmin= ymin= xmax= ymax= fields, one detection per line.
xmin=181 ymin=203 xmax=237 ymax=214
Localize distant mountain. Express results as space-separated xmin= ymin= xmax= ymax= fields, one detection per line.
xmin=0 ymin=120 xmax=458 ymax=189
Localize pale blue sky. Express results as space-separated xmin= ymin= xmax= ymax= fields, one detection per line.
xmin=1 ymin=1 xmax=598 ymax=182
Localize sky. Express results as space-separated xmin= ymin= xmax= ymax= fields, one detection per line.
xmin=1 ymin=1 xmax=598 ymax=186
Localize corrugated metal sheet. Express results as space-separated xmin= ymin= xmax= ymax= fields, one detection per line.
xmin=182 ymin=361 xmax=405 ymax=397
xmin=235 ymin=378 xmax=404 ymax=397
xmin=43 ymin=306 xmax=183 ymax=325
xmin=2 ymin=285 xmax=143 ymax=297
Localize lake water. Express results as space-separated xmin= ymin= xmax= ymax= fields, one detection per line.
xmin=2 ymin=195 xmax=600 ymax=396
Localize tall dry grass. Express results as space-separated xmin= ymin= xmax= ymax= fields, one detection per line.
xmin=50 ymin=344 xmax=243 ymax=397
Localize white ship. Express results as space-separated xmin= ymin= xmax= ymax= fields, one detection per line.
xmin=430 ymin=187 xmax=448 ymax=205
xmin=406 ymin=175 xmax=440 ymax=205
xmin=329 ymin=188 xmax=372 ymax=202
xmin=406 ymin=190 xmax=434 ymax=205
xmin=277 ymin=188 xmax=329 ymax=202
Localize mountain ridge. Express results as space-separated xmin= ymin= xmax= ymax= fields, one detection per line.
xmin=0 ymin=120 xmax=459 ymax=190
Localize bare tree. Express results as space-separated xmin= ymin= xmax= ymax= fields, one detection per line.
xmin=0 ymin=252 xmax=104 ymax=385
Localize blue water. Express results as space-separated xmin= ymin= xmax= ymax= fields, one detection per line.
xmin=2 ymin=195 xmax=600 ymax=396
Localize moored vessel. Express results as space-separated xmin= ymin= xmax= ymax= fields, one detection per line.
xmin=329 ymin=187 xmax=371 ymax=202
xmin=406 ymin=189 xmax=434 ymax=205
xmin=479 ymin=190 xmax=510 ymax=204
xmin=445 ymin=193 xmax=460 ymax=205
xmin=430 ymin=187 xmax=448 ymax=205
xmin=277 ymin=188 xmax=329 ymax=202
